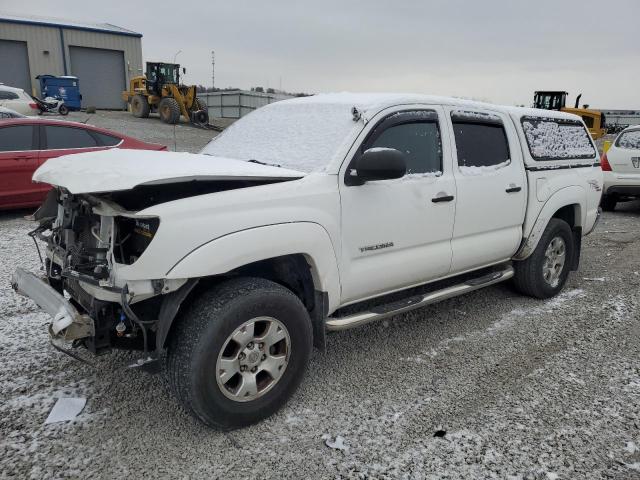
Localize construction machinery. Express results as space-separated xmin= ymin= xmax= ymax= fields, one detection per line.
xmin=122 ymin=62 xmax=208 ymax=125
xmin=533 ymin=91 xmax=606 ymax=139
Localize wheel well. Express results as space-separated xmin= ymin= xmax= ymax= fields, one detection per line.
xmin=159 ymin=254 xmax=327 ymax=352
xmin=231 ymin=254 xmax=316 ymax=312
xmin=551 ymin=204 xmax=582 ymax=270
xmin=228 ymin=255 xmax=328 ymax=350
xmin=551 ymin=204 xmax=578 ymax=228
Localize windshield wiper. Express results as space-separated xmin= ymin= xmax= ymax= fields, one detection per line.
xmin=248 ymin=159 xmax=282 ymax=168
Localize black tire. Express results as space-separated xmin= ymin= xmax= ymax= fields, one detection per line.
xmin=513 ymin=218 xmax=574 ymax=299
xmin=193 ymin=97 xmax=206 ymax=111
xmin=158 ymin=97 xmax=181 ymax=124
xmin=190 ymin=98 xmax=209 ymax=124
xmin=601 ymin=195 xmax=617 ymax=212
xmin=58 ymin=104 xmax=69 ymax=116
xmin=130 ymin=94 xmax=150 ymax=118
xmin=166 ymin=277 xmax=313 ymax=430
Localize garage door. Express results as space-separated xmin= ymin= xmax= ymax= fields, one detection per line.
xmin=0 ymin=40 xmax=31 ymax=92
xmin=69 ymin=46 xmax=125 ymax=109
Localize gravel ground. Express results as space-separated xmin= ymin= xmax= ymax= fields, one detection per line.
xmin=1 ymin=116 xmax=638 ymax=479
xmin=2 ymin=205 xmax=639 ymax=479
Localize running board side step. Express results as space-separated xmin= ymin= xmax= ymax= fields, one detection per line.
xmin=326 ymin=265 xmax=514 ymax=331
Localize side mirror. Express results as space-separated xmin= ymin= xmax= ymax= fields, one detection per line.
xmin=182 ymin=67 xmax=186 ymax=74
xmin=348 ymin=148 xmax=406 ymax=185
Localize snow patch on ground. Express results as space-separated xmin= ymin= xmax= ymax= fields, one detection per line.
xmin=404 ymin=288 xmax=587 ymax=365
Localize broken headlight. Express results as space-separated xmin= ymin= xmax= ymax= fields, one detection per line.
xmin=113 ymin=217 xmax=160 ymax=265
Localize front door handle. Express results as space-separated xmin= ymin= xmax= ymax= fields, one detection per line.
xmin=432 ymin=194 xmax=455 ymax=203
xmin=505 ymin=185 xmax=522 ymax=193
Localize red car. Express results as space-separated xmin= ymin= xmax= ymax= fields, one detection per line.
xmin=0 ymin=118 xmax=167 ymax=210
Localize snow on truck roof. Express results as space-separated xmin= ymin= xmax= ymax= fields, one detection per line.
xmin=283 ymin=93 xmax=584 ymax=122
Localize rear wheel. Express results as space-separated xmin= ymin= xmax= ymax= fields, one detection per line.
xmin=601 ymin=194 xmax=617 ymax=212
xmin=130 ymin=94 xmax=150 ymax=118
xmin=513 ymin=218 xmax=574 ymax=299
xmin=166 ymin=277 xmax=313 ymax=430
xmin=158 ymin=97 xmax=181 ymax=124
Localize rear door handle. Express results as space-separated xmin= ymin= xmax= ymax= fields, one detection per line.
xmin=505 ymin=186 xmax=522 ymax=193
xmin=432 ymin=194 xmax=455 ymax=203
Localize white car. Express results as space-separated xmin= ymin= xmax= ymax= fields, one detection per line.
xmin=601 ymin=125 xmax=640 ymax=211
xmin=0 ymin=84 xmax=39 ymax=116
xmin=0 ymin=106 xmax=27 ymax=119
xmin=12 ymin=93 xmax=603 ymax=429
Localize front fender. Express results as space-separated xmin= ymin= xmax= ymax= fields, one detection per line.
xmin=166 ymin=222 xmax=342 ymax=313
xmin=514 ymin=185 xmax=585 ymax=260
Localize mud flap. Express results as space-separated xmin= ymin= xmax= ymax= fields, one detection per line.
xmin=156 ymin=279 xmax=199 ymax=351
xmin=311 ymin=290 xmax=328 ymax=351
xmin=571 ymin=227 xmax=582 ymax=271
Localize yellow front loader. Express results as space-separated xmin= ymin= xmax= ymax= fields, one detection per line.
xmin=533 ymin=91 xmax=606 ymax=139
xmin=122 ymin=62 xmax=208 ymax=125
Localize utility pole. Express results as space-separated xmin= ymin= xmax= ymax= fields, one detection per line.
xmin=211 ymin=50 xmax=215 ymax=90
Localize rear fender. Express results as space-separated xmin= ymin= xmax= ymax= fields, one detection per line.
xmin=514 ymin=186 xmax=585 ymax=260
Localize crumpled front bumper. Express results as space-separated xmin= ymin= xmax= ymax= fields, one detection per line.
xmin=11 ymin=268 xmax=94 ymax=341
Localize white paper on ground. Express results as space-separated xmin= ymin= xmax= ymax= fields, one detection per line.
xmin=44 ymin=397 xmax=86 ymax=424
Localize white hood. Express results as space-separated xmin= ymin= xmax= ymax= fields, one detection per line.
xmin=33 ymin=149 xmax=305 ymax=194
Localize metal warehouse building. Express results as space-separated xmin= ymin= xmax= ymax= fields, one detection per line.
xmin=0 ymin=13 xmax=142 ymax=109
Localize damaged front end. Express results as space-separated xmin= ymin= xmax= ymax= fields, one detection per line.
xmin=12 ymin=189 xmax=193 ymax=369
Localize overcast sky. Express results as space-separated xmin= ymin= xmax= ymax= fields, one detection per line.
xmin=6 ymin=0 xmax=639 ymax=108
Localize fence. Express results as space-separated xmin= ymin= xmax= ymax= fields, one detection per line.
xmin=197 ymin=90 xmax=294 ymax=119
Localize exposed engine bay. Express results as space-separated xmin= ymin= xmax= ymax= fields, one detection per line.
xmin=17 ymin=176 xmax=299 ymax=365
xmin=25 ymin=188 xmax=198 ymax=363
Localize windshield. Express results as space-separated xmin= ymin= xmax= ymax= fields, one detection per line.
xmin=201 ymin=100 xmax=360 ymax=172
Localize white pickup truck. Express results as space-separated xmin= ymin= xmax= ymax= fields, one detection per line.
xmin=12 ymin=93 xmax=602 ymax=429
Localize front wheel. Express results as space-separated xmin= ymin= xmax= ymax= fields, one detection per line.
xmin=158 ymin=97 xmax=181 ymax=124
xmin=166 ymin=277 xmax=313 ymax=430
xmin=513 ymin=218 xmax=574 ymax=299
xmin=58 ymin=104 xmax=69 ymax=116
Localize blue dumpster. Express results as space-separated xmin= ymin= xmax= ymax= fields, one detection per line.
xmin=36 ymin=75 xmax=82 ymax=111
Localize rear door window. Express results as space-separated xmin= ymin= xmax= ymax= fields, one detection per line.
xmin=0 ymin=125 xmax=35 ymax=151
xmin=521 ymin=117 xmax=596 ymax=160
xmin=44 ymin=125 xmax=99 ymax=149
xmin=92 ymin=131 xmax=122 ymax=147
xmin=616 ymin=130 xmax=640 ymax=150
xmin=451 ymin=111 xmax=510 ymax=170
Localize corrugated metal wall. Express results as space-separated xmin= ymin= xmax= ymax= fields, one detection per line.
xmin=198 ymin=91 xmax=294 ymax=118
xmin=0 ymin=20 xmax=142 ymax=106
xmin=0 ymin=22 xmax=62 ymax=95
